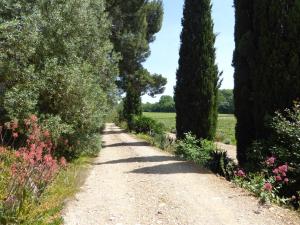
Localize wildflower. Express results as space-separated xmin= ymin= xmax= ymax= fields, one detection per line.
xmin=236 ymin=169 xmax=246 ymax=177
xmin=273 ymin=168 xmax=279 ymax=174
xmin=0 ymin=147 xmax=6 ymax=154
xmin=11 ymin=120 xmax=18 ymax=130
xmin=275 ymin=176 xmax=282 ymax=181
xmin=30 ymin=115 xmax=38 ymax=122
xmin=292 ymin=195 xmax=297 ymax=200
xmin=15 ymin=151 xmax=21 ymax=157
xmin=43 ymin=130 xmax=50 ymax=138
xmin=60 ymin=157 xmax=67 ymax=167
xmin=266 ymin=156 xmax=276 ymax=166
xmin=264 ymin=182 xmax=273 ymax=192
xmin=12 ymin=132 xmax=19 ymax=139
xmin=278 ymin=164 xmax=288 ymax=173
xmin=284 ymin=178 xmax=289 ymax=184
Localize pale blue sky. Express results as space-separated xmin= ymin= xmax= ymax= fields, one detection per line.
xmin=142 ymin=0 xmax=235 ymax=103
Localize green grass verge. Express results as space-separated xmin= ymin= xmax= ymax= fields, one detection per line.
xmin=22 ymin=156 xmax=93 ymax=225
xmin=143 ymin=112 xmax=236 ymax=145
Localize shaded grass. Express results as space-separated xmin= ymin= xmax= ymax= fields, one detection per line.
xmin=143 ymin=112 xmax=236 ymax=145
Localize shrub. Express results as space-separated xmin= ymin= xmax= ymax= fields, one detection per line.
xmin=0 ymin=116 xmax=66 ymax=224
xmin=132 ymin=115 xmax=165 ymax=135
xmin=234 ymin=156 xmax=291 ymax=205
xmin=208 ymin=151 xmax=236 ymax=180
xmin=175 ymin=133 xmax=215 ymax=166
xmin=245 ymin=103 xmax=300 ymax=199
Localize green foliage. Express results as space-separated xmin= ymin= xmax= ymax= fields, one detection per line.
xmin=233 ymin=0 xmax=300 ymax=166
xmin=245 ymin=103 xmax=300 ymax=187
xmin=132 ymin=115 xmax=165 ymax=135
xmin=175 ymin=0 xmax=220 ymax=140
xmin=270 ymin=104 xmax=300 ymax=167
xmin=0 ymin=0 xmax=118 ymax=158
xmin=107 ymin=0 xmax=166 ymax=126
xmin=218 ymin=89 xmax=234 ymax=114
xmin=233 ymin=159 xmax=291 ymax=206
xmin=209 ymin=151 xmax=236 ymax=180
xmin=142 ymin=95 xmax=175 ymax=112
xmin=176 ymin=133 xmax=215 ymax=166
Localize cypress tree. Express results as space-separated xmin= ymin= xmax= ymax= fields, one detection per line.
xmin=175 ymin=0 xmax=219 ymax=140
xmin=233 ymin=0 xmax=256 ymax=166
xmin=234 ymin=0 xmax=300 ymax=166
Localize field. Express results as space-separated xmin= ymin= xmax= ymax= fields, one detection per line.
xmin=143 ymin=112 xmax=236 ymax=145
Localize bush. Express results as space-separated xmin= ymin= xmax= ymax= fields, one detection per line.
xmin=132 ymin=115 xmax=165 ymax=135
xmin=208 ymin=151 xmax=236 ymax=180
xmin=233 ymin=156 xmax=293 ymax=206
xmin=0 ymin=116 xmax=67 ymax=224
xmin=245 ymin=103 xmax=300 ymax=201
xmin=175 ymin=133 xmax=215 ymax=166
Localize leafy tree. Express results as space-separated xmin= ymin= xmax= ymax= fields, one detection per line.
xmin=218 ymin=89 xmax=234 ymax=114
xmin=142 ymin=95 xmax=175 ymax=112
xmin=106 ymin=0 xmax=166 ymax=128
xmin=233 ymin=0 xmax=300 ymax=166
xmin=0 ymin=0 xmax=118 ymax=157
xmin=175 ymin=0 xmax=220 ymax=140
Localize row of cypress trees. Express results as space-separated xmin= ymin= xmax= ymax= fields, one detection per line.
xmin=176 ymin=0 xmax=300 ymax=168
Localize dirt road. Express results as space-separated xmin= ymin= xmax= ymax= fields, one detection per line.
xmin=63 ymin=123 xmax=300 ymax=225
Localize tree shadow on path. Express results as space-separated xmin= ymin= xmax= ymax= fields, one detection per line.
xmin=128 ymin=161 xmax=210 ymax=175
xmin=93 ymin=155 xmax=177 ymax=165
xmin=103 ymin=141 xmax=151 ymax=148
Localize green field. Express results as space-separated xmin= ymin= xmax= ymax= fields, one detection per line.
xmin=143 ymin=112 xmax=236 ymax=145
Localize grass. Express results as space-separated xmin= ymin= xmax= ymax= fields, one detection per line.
xmin=143 ymin=112 xmax=236 ymax=145
xmin=20 ymin=156 xmax=93 ymax=225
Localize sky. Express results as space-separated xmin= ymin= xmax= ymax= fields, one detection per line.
xmin=142 ymin=0 xmax=235 ymax=103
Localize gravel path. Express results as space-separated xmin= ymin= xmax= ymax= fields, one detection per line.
xmin=63 ymin=123 xmax=300 ymax=225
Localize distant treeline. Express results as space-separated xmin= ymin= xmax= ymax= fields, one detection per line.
xmin=142 ymin=89 xmax=234 ymax=114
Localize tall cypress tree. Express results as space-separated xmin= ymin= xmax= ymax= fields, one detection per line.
xmin=233 ymin=0 xmax=256 ymax=166
xmin=175 ymin=0 xmax=219 ymax=140
xmin=234 ymin=0 xmax=300 ymax=166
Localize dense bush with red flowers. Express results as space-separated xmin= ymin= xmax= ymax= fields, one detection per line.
xmin=0 ymin=115 xmax=67 ymax=224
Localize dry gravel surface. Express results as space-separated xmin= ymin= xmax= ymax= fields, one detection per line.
xmin=63 ymin=123 xmax=300 ymax=225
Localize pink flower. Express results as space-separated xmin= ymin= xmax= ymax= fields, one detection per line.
xmin=266 ymin=156 xmax=276 ymax=165
xmin=0 ymin=147 xmax=6 ymax=154
xmin=275 ymin=176 xmax=282 ymax=181
xmin=15 ymin=151 xmax=21 ymax=157
xmin=60 ymin=157 xmax=67 ymax=167
xmin=11 ymin=120 xmax=18 ymax=130
xmin=12 ymin=132 xmax=19 ymax=139
xmin=264 ymin=182 xmax=273 ymax=191
xmin=284 ymin=178 xmax=289 ymax=184
xmin=30 ymin=115 xmax=38 ymax=123
xmin=43 ymin=130 xmax=50 ymax=138
xmin=278 ymin=164 xmax=288 ymax=173
xmin=273 ymin=168 xmax=279 ymax=174
xmin=236 ymin=169 xmax=246 ymax=177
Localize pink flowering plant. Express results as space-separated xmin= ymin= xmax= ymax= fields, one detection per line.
xmin=0 ymin=115 xmax=67 ymax=223
xmin=234 ymin=156 xmax=290 ymax=204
